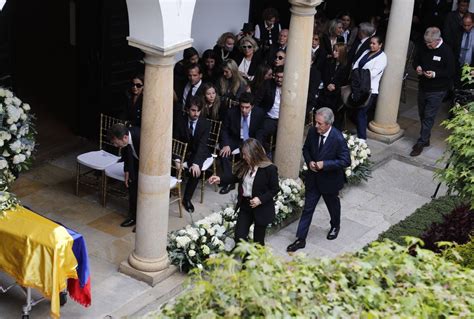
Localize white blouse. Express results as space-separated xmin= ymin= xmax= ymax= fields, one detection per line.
xmin=242 ymin=166 xmax=258 ymax=197
xmin=353 ymin=50 xmax=387 ymax=95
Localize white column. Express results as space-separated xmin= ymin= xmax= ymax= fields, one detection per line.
xmin=274 ymin=0 xmax=322 ymax=179
xmin=368 ymin=0 xmax=415 ymax=143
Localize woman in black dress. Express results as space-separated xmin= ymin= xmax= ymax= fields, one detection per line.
xmin=122 ymin=74 xmax=144 ymax=127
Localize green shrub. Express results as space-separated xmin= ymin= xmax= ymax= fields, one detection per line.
xmin=158 ymin=239 xmax=474 ymax=318
xmin=376 ymin=195 xmax=461 ymax=245
xmin=444 ymin=237 xmax=474 ymax=269
xmin=435 ymin=102 xmax=474 ymax=208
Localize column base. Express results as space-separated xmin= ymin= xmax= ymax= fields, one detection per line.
xmin=119 ymin=260 xmax=178 ymax=287
xmin=367 ymin=128 xmax=405 ymax=144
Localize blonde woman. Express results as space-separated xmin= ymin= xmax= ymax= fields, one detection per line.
xmin=218 ymin=59 xmax=248 ymax=108
xmin=234 ymin=36 xmax=262 ymax=81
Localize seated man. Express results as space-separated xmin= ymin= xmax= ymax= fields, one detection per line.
xmin=108 ymin=123 xmax=140 ymax=227
xmin=218 ymin=92 xmax=265 ymax=194
xmin=173 ymin=96 xmax=211 ymax=212
xmin=253 ymin=65 xmax=284 ymax=153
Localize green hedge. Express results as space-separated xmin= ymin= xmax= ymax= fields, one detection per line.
xmin=376 ymin=195 xmax=461 ymax=245
xmin=445 ymin=237 xmax=474 ymax=269
xmin=158 ymin=240 xmax=474 ymax=318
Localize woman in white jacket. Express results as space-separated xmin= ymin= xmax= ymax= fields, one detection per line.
xmin=352 ymin=35 xmax=387 ymax=140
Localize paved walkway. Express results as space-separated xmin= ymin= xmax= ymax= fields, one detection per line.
xmin=0 ymin=83 xmax=451 ymax=318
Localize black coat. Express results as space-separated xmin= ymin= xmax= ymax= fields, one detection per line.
xmin=317 ymin=59 xmax=350 ymax=110
xmin=173 ymin=110 xmax=211 ymax=168
xmin=122 ymin=126 xmax=140 ymax=182
xmin=348 ymin=38 xmax=371 ymax=66
xmin=176 ymin=81 xmax=205 ymax=109
xmin=233 ymin=51 xmax=264 ymax=78
xmin=321 ymin=34 xmax=345 ymax=57
xmin=253 ymin=79 xmax=278 ymax=114
xmin=220 ymin=106 xmax=265 ymax=150
xmin=222 ymin=164 xmax=279 ymax=225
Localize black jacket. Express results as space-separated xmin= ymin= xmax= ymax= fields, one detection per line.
xmin=253 ymin=79 xmax=278 ymax=114
xmin=122 ymin=126 xmax=140 ymax=182
xmin=348 ymin=38 xmax=371 ymax=66
xmin=221 ymin=106 xmax=265 ymax=150
xmin=222 ymin=164 xmax=279 ymax=225
xmin=173 ymin=110 xmax=211 ymax=168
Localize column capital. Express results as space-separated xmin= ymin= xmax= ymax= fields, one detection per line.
xmin=289 ymin=0 xmax=322 ymax=16
xmin=128 ymin=36 xmax=193 ymax=65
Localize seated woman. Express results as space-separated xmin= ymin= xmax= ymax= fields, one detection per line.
xmin=200 ymin=82 xmax=225 ymax=121
xmin=218 ymin=59 xmax=248 ymax=109
xmin=250 ymin=64 xmax=272 ymax=93
xmin=121 ymin=74 xmax=144 ymax=127
xmin=272 ymin=49 xmax=286 ymax=70
xmin=213 ymin=32 xmax=240 ymax=65
xmin=317 ymin=43 xmax=350 ymax=129
xmin=201 ymin=49 xmax=221 ymax=85
xmin=234 ymin=36 xmax=262 ymax=81
xmin=209 ymin=138 xmax=279 ymax=246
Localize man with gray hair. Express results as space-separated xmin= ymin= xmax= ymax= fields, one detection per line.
xmin=348 ymin=22 xmax=376 ymax=65
xmin=287 ymin=107 xmax=350 ymax=252
xmin=411 ymin=27 xmax=455 ymax=156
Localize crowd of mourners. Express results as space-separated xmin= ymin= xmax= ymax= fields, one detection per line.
xmin=112 ymin=1 xmax=473 ymax=232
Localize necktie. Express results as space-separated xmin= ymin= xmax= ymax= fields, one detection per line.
xmin=184 ymin=85 xmax=194 ymax=107
xmin=242 ymin=116 xmax=249 ymax=141
xmin=318 ymin=135 xmax=325 ymax=153
xmin=189 ymin=121 xmax=194 ymax=137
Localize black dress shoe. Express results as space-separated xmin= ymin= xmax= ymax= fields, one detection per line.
xmin=410 ymin=143 xmax=424 ymax=157
xmin=327 ymin=227 xmax=340 ymax=240
xmin=219 ymin=184 xmax=235 ymax=194
xmin=286 ymin=239 xmax=306 ymax=252
xmin=120 ymin=218 xmax=136 ymax=227
xmin=182 ymin=199 xmax=195 ymax=213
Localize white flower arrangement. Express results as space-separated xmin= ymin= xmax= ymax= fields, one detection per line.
xmin=0 ymin=87 xmax=36 ymax=212
xmin=342 ymin=132 xmax=372 ymax=184
xmin=0 ymin=190 xmax=19 ymax=215
xmin=0 ymin=88 xmax=36 ymax=188
xmin=167 ymin=178 xmax=304 ymax=272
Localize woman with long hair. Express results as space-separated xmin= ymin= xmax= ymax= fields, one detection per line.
xmin=201 ymin=49 xmax=221 ymax=85
xmin=200 ymin=82 xmax=224 ymax=121
xmin=218 ymin=59 xmax=248 ymax=108
xmin=317 ymin=43 xmax=350 ymax=129
xmin=209 ymin=138 xmax=279 ymax=246
xmin=352 ymin=35 xmax=387 ymax=140
xmin=321 ymin=19 xmax=345 ymax=57
xmin=250 ymin=64 xmax=272 ymax=93
xmin=122 ymin=74 xmax=144 ymax=127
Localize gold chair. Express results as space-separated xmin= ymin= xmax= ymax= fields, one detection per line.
xmin=76 ymin=113 xmax=124 ymax=200
xmin=200 ymin=119 xmax=221 ymax=203
xmin=170 ymin=139 xmax=188 ymax=217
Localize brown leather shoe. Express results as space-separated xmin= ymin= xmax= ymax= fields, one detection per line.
xmin=410 ymin=143 xmax=424 ymax=157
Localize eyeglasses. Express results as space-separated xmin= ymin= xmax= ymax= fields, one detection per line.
xmin=275 ymin=56 xmax=285 ymax=60
xmin=241 ymin=45 xmax=253 ymax=49
xmin=131 ymin=83 xmax=143 ymax=88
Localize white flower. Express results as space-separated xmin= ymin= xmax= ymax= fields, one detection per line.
xmin=5 ymin=90 xmax=13 ymax=98
xmin=13 ymin=154 xmax=25 ymax=164
xmin=224 ymin=237 xmax=235 ymax=251
xmin=0 ymin=159 xmax=7 ymax=170
xmin=366 ymin=148 xmax=371 ymax=155
xmin=0 ymin=88 xmax=5 ymax=97
xmin=188 ymin=249 xmax=196 ymax=257
xmin=9 ymin=124 xmax=17 ymax=132
xmin=20 ymin=114 xmax=27 ymax=121
xmin=345 ymin=169 xmax=352 ymax=177
xmin=197 ymin=264 xmax=203 ymax=270
xmin=348 ymin=139 xmax=355 ymax=146
xmin=201 ymin=236 xmax=207 ymax=243
xmin=199 ymin=228 xmax=206 ymax=236
xmin=176 ymin=235 xmax=191 ymax=248
xmin=22 ymin=103 xmax=31 ymax=111
xmin=3 ymin=150 xmax=10 ymax=157
xmin=201 ymin=245 xmax=210 ymax=255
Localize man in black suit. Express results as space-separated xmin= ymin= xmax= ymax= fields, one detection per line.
xmin=253 ymin=65 xmax=284 ymax=152
xmin=108 ymin=123 xmax=140 ymax=227
xmin=348 ymin=22 xmax=375 ymax=66
xmin=177 ymin=63 xmax=204 ymax=110
xmin=173 ymin=96 xmax=211 ymax=212
xmin=450 ymin=13 xmax=474 ymax=88
xmin=218 ymin=92 xmax=265 ymax=194
xmin=287 ymin=107 xmax=350 ymax=252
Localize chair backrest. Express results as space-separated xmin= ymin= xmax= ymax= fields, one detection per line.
xmin=207 ymin=119 xmax=222 ymax=155
xmin=100 ymin=113 xmax=126 ymax=154
xmin=172 ymin=138 xmax=188 ymax=181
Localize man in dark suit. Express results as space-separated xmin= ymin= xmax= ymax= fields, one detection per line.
xmin=348 ymin=22 xmax=375 ymax=66
xmin=173 ymin=96 xmax=211 ymax=212
xmin=108 ymin=123 xmax=140 ymax=227
xmin=449 ymin=13 xmax=474 ymax=88
xmin=218 ymin=92 xmax=265 ymax=194
xmin=253 ymin=65 xmax=284 ymax=152
xmin=177 ymin=63 xmax=204 ymax=110
xmin=287 ymin=107 xmax=350 ymax=252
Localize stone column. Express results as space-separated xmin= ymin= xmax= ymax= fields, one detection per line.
xmin=119 ymin=48 xmax=177 ymax=285
xmin=274 ymin=0 xmax=322 ymax=179
xmin=368 ymin=0 xmax=415 ymax=143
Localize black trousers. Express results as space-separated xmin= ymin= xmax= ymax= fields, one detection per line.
xmin=235 ymin=198 xmax=268 ymax=246
xmin=183 ymin=162 xmax=202 ymax=201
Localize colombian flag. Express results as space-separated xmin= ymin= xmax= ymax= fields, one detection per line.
xmin=0 ymin=206 xmax=91 ymax=318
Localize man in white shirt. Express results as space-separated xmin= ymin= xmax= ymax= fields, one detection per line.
xmin=181 ymin=63 xmax=204 ymax=109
